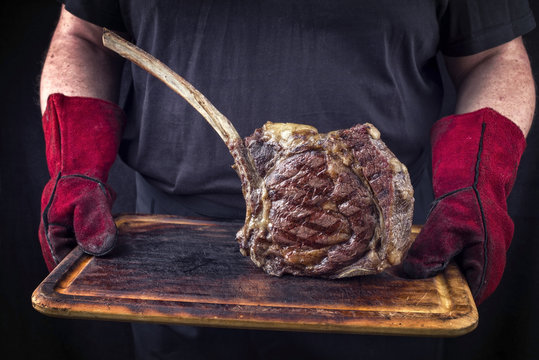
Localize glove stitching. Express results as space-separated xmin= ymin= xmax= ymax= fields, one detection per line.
xmin=43 ymin=174 xmax=111 ymax=267
xmin=472 ymin=122 xmax=488 ymax=300
xmin=62 ymin=174 xmax=109 ymax=196
xmin=426 ymin=187 xmax=472 ymax=218
xmin=42 ymin=171 xmax=63 ymax=265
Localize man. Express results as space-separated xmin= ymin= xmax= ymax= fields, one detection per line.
xmin=39 ymin=1 xmax=535 ymax=358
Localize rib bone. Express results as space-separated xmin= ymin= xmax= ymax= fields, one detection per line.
xmin=102 ymin=28 xmax=262 ymax=188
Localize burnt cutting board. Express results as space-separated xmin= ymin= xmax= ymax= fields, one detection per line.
xmin=32 ymin=214 xmax=478 ymax=336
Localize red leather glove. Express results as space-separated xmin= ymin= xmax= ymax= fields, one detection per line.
xmin=403 ymin=108 xmax=526 ymax=304
xmin=39 ymin=94 xmax=125 ymax=271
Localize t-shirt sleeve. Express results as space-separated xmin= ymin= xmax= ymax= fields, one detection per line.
xmin=60 ymin=0 xmax=125 ymax=32
xmin=439 ymin=0 xmax=536 ymax=56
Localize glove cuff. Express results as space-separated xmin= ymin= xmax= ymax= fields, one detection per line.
xmin=430 ymin=108 xmax=526 ymax=199
xmin=42 ymin=93 xmax=126 ymax=181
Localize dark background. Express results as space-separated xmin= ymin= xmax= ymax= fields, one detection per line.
xmin=1 ymin=1 xmax=538 ymax=359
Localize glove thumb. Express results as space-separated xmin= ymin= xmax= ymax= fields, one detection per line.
xmin=72 ymin=185 xmax=118 ymax=256
xmin=402 ymin=207 xmax=467 ymax=279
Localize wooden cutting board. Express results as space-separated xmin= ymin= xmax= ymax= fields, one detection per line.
xmin=32 ymin=214 xmax=477 ymax=336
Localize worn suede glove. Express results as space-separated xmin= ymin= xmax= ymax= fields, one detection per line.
xmin=403 ymin=108 xmax=526 ymax=304
xmin=39 ymin=94 xmax=125 ymax=271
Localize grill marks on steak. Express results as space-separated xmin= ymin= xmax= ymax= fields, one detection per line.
xmin=236 ymin=122 xmax=413 ymax=278
xmin=267 ymin=151 xmax=377 ymax=250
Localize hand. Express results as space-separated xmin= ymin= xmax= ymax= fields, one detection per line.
xmin=39 ymin=94 xmax=124 ymax=271
xmin=403 ymin=108 xmax=526 ymax=304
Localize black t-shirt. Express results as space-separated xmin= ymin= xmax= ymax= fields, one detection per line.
xmin=62 ymin=0 xmax=535 ymax=217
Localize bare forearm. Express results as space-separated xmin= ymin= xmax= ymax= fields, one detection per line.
xmin=445 ymin=38 xmax=535 ymax=136
xmin=40 ymin=7 xmax=124 ymax=113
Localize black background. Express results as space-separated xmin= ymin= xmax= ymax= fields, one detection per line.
xmin=1 ymin=1 xmax=538 ymax=359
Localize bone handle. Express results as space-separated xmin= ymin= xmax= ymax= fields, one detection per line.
xmin=102 ymin=28 xmax=242 ymax=145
